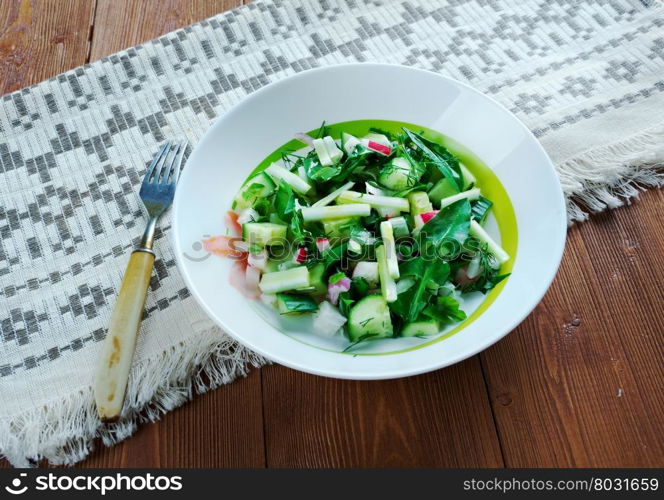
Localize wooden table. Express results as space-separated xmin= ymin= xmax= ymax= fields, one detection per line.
xmin=1 ymin=0 xmax=662 ymax=468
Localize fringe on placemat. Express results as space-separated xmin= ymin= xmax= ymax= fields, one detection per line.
xmin=558 ymin=121 xmax=664 ymax=224
xmin=0 ymin=326 xmax=266 ymax=467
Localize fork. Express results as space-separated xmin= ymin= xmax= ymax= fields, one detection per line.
xmin=94 ymin=141 xmax=186 ymax=421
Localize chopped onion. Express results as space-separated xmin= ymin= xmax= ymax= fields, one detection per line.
xmin=327 ymin=277 xmax=351 ymax=305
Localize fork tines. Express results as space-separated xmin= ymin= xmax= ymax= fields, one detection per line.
xmin=143 ymin=141 xmax=187 ymax=186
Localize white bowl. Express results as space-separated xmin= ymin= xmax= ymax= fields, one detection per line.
xmin=172 ymin=63 xmax=566 ymax=380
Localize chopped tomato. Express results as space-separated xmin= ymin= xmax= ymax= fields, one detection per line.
xmin=203 ymin=235 xmax=245 ymax=259
xmin=224 ymin=210 xmax=242 ymax=236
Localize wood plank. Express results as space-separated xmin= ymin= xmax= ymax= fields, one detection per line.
xmin=481 ymin=189 xmax=664 ymax=467
xmin=89 ymin=0 xmax=244 ymax=61
xmin=262 ymin=359 xmax=504 ymax=467
xmin=79 ymin=369 xmax=265 ymax=467
xmin=0 ymin=0 xmax=94 ymax=94
xmin=0 ymin=0 xmax=93 ymax=468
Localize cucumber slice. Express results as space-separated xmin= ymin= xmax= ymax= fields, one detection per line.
xmin=379 ymin=157 xmax=418 ymax=191
xmin=388 ymin=216 xmax=410 ymax=238
xmin=347 ymin=239 xmax=362 ymax=254
xmin=347 ymin=294 xmax=393 ymax=342
xmin=308 ymin=262 xmax=327 ymax=296
xmin=428 ymin=164 xmax=476 ymax=203
xmin=439 ymin=187 xmax=481 ymax=209
xmin=460 ymin=163 xmax=476 ymax=189
xmin=376 ymin=245 xmax=397 ymax=303
xmin=233 ymin=173 xmax=275 ymax=210
xmin=259 ymin=266 xmax=310 ymax=294
xmin=276 ymin=293 xmax=318 ymax=315
xmin=301 ymin=204 xmax=371 ymax=222
xmin=407 ymin=191 xmax=433 ymax=215
xmin=242 ymin=222 xmax=288 ymax=247
xmin=428 ymin=178 xmax=458 ymax=204
xmin=379 ymin=221 xmax=400 ymax=280
xmin=322 ymin=217 xmax=356 ymax=239
xmin=337 ymin=190 xmax=410 ymax=212
xmin=265 ymin=163 xmax=312 ymax=195
xmin=402 ymin=319 xmax=440 ymax=337
xmin=342 ymin=132 xmax=362 ymax=155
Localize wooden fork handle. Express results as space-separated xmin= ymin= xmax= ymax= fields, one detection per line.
xmin=94 ymin=250 xmax=154 ymax=421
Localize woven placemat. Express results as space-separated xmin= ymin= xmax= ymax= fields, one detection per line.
xmin=0 ymin=0 xmax=662 ymax=466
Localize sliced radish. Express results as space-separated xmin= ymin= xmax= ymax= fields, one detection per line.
xmin=203 ymin=235 xmax=245 ymax=258
xmin=366 ymin=141 xmax=392 ymax=156
xmin=224 ymin=210 xmax=242 ymax=236
xmin=294 ymin=247 xmax=308 ymax=264
xmin=420 ymin=210 xmax=440 ymax=224
xmin=316 ymin=238 xmax=330 ymax=252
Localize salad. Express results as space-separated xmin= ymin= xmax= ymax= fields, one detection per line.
xmin=206 ymin=124 xmax=510 ymax=348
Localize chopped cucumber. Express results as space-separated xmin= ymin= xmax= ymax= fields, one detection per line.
xmin=379 ymin=157 xmax=419 ymax=191
xmin=439 ymin=187 xmax=481 ymax=209
xmin=347 ymin=294 xmax=393 ymax=342
xmin=402 ymin=319 xmax=440 ymax=337
xmin=379 ymin=221 xmax=400 ymax=279
xmin=388 ymin=216 xmax=410 ymax=238
xmin=429 ymin=164 xmax=476 ymax=202
xmin=242 ymin=222 xmax=288 ymax=247
xmin=337 ymin=190 xmax=410 ymax=212
xmin=407 ymin=191 xmax=433 ymax=215
xmin=428 ymin=178 xmax=458 ymax=204
xmin=309 ymin=262 xmax=327 ymax=296
xmin=259 ymin=266 xmax=310 ymax=294
xmin=460 ymin=163 xmax=476 ymax=189
xmin=342 ymin=132 xmax=362 ymax=155
xmin=352 ymin=261 xmax=379 ymax=286
xmin=322 ymin=217 xmax=356 ymax=239
xmin=233 ymin=173 xmax=275 ymax=210
xmin=469 ymin=219 xmax=510 ymax=264
xmin=376 ymin=245 xmax=397 ymax=303
xmin=276 ymin=293 xmax=318 ymax=315
xmin=301 ymin=204 xmax=371 ymax=222
xmin=348 ymin=239 xmax=362 ymax=254
xmin=265 ymin=163 xmax=312 ymax=195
